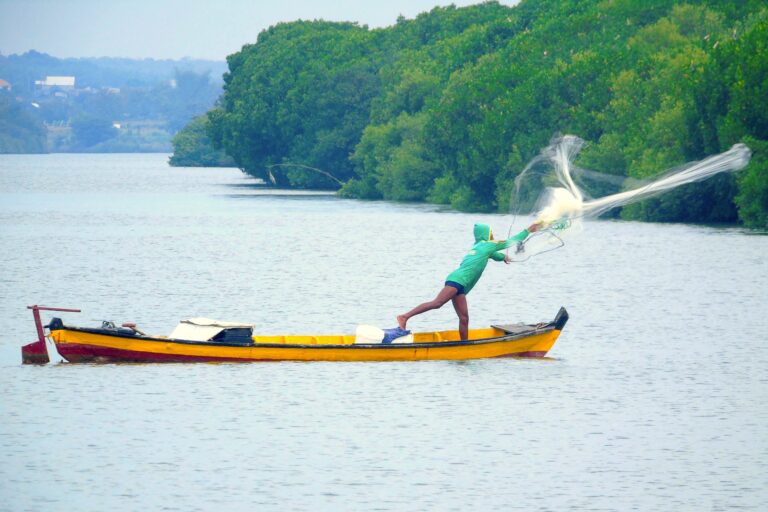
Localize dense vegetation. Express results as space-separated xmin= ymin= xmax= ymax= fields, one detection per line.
xmin=169 ymin=114 xmax=235 ymax=167
xmin=187 ymin=1 xmax=767 ymax=226
xmin=0 ymin=90 xmax=46 ymax=153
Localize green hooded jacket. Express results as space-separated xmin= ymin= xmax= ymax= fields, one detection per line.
xmin=445 ymin=223 xmax=529 ymax=294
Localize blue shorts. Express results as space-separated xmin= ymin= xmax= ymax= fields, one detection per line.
xmin=445 ymin=281 xmax=466 ymax=295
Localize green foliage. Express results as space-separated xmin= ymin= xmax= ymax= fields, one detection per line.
xmin=90 ymin=122 xmax=172 ymax=153
xmin=735 ymin=138 xmax=768 ymax=229
xmin=211 ymin=21 xmax=381 ymax=188
xmin=70 ymin=115 xmax=117 ymax=149
xmin=0 ymin=92 xmax=46 ymax=153
xmin=427 ymin=175 xmax=480 ymax=211
xmin=696 ymin=12 xmax=768 ymax=227
xmin=351 ymin=112 xmax=439 ymax=201
xmin=338 ymin=176 xmax=380 ymax=200
xmin=169 ymin=114 xmax=234 ymax=167
xmin=191 ymin=0 xmax=768 ymax=225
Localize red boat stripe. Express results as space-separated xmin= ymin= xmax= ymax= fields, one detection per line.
xmin=57 ymin=344 xmax=549 ymax=363
xmin=493 ymin=351 xmax=547 ymax=358
xmin=57 ymin=343 xmax=263 ymax=363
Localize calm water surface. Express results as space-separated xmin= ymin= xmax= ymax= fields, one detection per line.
xmin=1 ymin=154 xmax=766 ymax=511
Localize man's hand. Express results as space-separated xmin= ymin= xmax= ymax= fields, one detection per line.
xmin=528 ymin=222 xmax=541 ymax=233
xmin=504 ymin=254 xmax=513 ymax=264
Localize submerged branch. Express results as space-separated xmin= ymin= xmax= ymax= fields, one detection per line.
xmin=265 ymin=163 xmax=344 ymax=187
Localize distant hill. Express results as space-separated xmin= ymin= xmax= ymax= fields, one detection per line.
xmin=0 ymin=51 xmax=226 ymax=154
xmin=0 ymin=50 xmax=227 ymax=94
xmin=0 ymin=89 xmax=46 ymax=153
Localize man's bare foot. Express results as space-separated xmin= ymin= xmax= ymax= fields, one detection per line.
xmin=397 ymin=315 xmax=407 ymax=329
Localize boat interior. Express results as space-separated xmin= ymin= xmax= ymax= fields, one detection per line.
xmin=252 ymin=327 xmax=509 ymax=345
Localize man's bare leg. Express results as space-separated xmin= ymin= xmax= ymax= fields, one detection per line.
xmin=397 ymin=286 xmax=458 ymax=329
xmin=451 ymin=294 xmax=469 ymax=341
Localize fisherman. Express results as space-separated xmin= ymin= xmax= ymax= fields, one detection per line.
xmin=397 ymin=222 xmax=540 ymax=340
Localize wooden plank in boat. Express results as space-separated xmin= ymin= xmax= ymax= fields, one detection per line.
xmin=491 ymin=323 xmax=540 ymax=336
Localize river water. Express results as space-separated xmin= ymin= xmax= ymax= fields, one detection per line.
xmin=1 ymin=153 xmax=766 ymax=511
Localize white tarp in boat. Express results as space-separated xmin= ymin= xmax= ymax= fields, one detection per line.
xmin=354 ymin=325 xmax=413 ymax=344
xmin=355 ymin=325 xmax=384 ymax=344
xmin=391 ymin=333 xmax=414 ymax=344
xmin=169 ymin=317 xmax=255 ymax=341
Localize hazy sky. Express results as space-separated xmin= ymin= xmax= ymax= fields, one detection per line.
xmin=0 ymin=0 xmax=517 ymax=61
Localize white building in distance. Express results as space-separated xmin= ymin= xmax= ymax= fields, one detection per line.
xmin=35 ymin=76 xmax=76 ymax=89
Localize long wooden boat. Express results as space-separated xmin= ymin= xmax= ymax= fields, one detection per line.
xmin=21 ymin=306 xmax=569 ymax=364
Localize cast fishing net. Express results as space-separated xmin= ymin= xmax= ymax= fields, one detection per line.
xmin=507 ymin=135 xmax=752 ymax=262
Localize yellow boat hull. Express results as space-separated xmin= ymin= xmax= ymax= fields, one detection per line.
xmin=48 ymin=308 xmax=568 ymax=363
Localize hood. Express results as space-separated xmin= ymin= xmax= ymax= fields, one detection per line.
xmin=473 ymin=223 xmax=492 ymax=242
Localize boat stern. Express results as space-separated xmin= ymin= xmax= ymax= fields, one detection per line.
xmin=21 ymin=340 xmax=49 ymax=365
xmin=21 ymin=306 xmax=81 ymax=365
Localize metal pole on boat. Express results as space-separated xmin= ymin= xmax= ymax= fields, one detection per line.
xmin=21 ymin=305 xmax=81 ymax=364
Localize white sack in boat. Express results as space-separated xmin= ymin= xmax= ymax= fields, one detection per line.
xmin=169 ymin=317 xmax=255 ymax=341
xmin=355 ymin=325 xmax=384 ymax=344
xmin=390 ymin=333 xmax=414 ymax=344
xmin=354 ymin=325 xmax=413 ymax=344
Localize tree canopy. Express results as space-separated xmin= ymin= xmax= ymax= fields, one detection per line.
xmin=193 ymin=0 xmax=767 ymax=227
xmin=0 ymin=91 xmax=46 ymax=153
xmin=169 ymin=113 xmax=235 ymax=167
